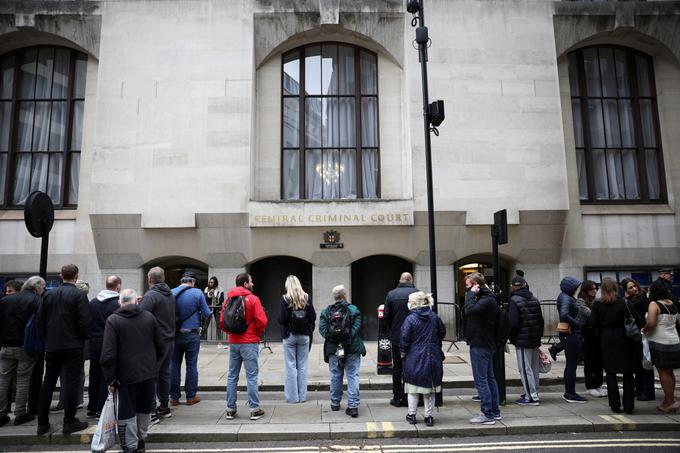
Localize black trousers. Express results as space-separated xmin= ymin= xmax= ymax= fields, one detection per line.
xmin=583 ymin=333 xmax=603 ymax=390
xmin=27 ymin=353 xmax=44 ymax=415
xmin=87 ymin=348 xmax=108 ymax=413
xmin=560 ymin=333 xmax=581 ymax=395
xmin=606 ymin=372 xmax=634 ymax=412
xmin=634 ymin=364 xmax=655 ymax=399
xmin=38 ymin=348 xmax=83 ymax=425
xmin=391 ymin=347 xmax=405 ymax=403
xmin=118 ymin=379 xmax=156 ymax=420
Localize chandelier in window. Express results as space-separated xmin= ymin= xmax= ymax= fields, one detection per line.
xmin=316 ymin=162 xmax=344 ymax=184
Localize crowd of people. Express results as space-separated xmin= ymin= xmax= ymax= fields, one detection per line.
xmin=0 ymin=264 xmax=678 ymax=451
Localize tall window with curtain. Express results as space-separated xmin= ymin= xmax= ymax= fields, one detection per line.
xmin=568 ymin=46 xmax=666 ymax=203
xmin=0 ymin=46 xmax=87 ymax=208
xmin=281 ymin=43 xmax=379 ymax=200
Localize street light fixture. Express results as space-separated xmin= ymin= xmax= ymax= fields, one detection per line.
xmin=407 ymin=0 xmax=445 ymax=307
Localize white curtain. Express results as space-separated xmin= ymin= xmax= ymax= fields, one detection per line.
xmin=68 ymin=153 xmax=80 ymax=205
xmin=592 ymin=149 xmax=609 ymax=200
xmin=282 ymin=149 xmax=299 ymax=199
xmin=605 ymin=149 xmax=625 ymax=200
xmin=645 ymin=149 xmax=660 ymax=200
xmin=362 ymin=149 xmax=378 ymax=199
xmin=33 ymin=102 xmax=50 ymax=151
xmin=47 ymin=154 xmax=63 ymax=204
xmin=621 ymin=149 xmax=639 ymax=199
xmin=12 ymin=154 xmax=31 ymax=205
xmin=576 ymin=149 xmax=588 ymax=200
xmin=339 ymin=150 xmax=356 ymax=199
xmin=306 ymin=149 xmax=322 ymax=199
xmin=30 ymin=153 xmax=48 ymax=193
xmin=603 ymin=99 xmax=620 ymax=147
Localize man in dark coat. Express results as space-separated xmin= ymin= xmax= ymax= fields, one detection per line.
xmin=101 ymin=289 xmax=164 ymax=453
xmin=508 ymin=275 xmax=544 ymax=406
xmin=87 ymin=275 xmax=121 ymax=417
xmin=656 ymin=268 xmax=677 ymax=305
xmin=383 ymin=272 xmax=418 ymax=407
xmin=139 ymin=266 xmax=176 ymax=420
xmin=36 ymin=264 xmax=91 ymax=435
xmin=464 ymin=273 xmax=501 ymax=425
xmin=0 ymin=276 xmax=44 ymax=426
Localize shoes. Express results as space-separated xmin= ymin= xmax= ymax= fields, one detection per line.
xmin=186 ymin=395 xmax=201 ymax=406
xmin=225 ymin=409 xmax=237 ymax=420
xmin=587 ymin=388 xmax=605 ymax=398
xmin=471 ymin=395 xmax=481 ymax=402
xmin=0 ymin=415 xmax=9 ymax=427
xmin=76 ymin=403 xmax=84 ymax=409
xmin=250 ymin=409 xmax=265 ymax=420
xmin=624 ymin=409 xmax=634 ymax=414
xmin=599 ymin=386 xmax=608 ymax=397
xmin=515 ymin=397 xmax=539 ymax=406
xmin=563 ymin=393 xmax=588 ymax=403
xmin=62 ymin=418 xmax=88 ymax=435
xmin=13 ymin=413 xmax=35 ymax=426
xmin=49 ymin=404 xmax=63 ymax=413
xmin=389 ymin=398 xmax=403 ymax=408
xmin=157 ymin=406 xmax=172 ymax=418
xmin=405 ymin=413 xmax=416 ymax=424
xmin=137 ymin=439 xmax=146 ymax=453
xmin=637 ymin=395 xmax=655 ymax=401
xmin=170 ymin=399 xmax=180 ymax=407
xmin=149 ymin=413 xmax=160 ymax=426
xmin=493 ymin=414 xmax=502 ymax=420
xmin=611 ymin=406 xmax=622 ymax=413
xmin=330 ymin=404 xmax=340 ymax=412
xmin=345 ymin=407 xmax=358 ymax=418
xmin=469 ymin=414 xmax=495 ymax=425
xmin=424 ymin=416 xmax=434 ymax=427
xmin=86 ymin=410 xmax=99 ymax=418
xmin=37 ymin=423 xmax=51 ymax=435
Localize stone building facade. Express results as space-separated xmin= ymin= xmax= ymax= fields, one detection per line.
xmin=1 ymin=0 xmax=678 ymax=340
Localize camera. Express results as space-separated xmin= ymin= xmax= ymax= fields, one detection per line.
xmin=335 ymin=346 xmax=345 ymax=359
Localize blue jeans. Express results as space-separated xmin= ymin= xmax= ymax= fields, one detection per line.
xmin=470 ymin=346 xmax=500 ymax=418
xmin=226 ymin=343 xmax=260 ymax=411
xmin=329 ymin=353 xmax=360 ymax=409
xmin=171 ymin=332 xmax=201 ymax=400
xmin=283 ymin=334 xmax=310 ymax=403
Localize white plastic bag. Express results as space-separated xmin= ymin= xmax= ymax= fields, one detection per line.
xmin=642 ymin=336 xmax=654 ymax=371
xmin=538 ymin=349 xmax=552 ymax=374
xmin=91 ymin=390 xmax=117 ymax=453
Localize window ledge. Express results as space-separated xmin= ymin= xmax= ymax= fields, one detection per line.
xmin=581 ymin=204 xmax=674 ymax=216
xmin=0 ymin=210 xmax=78 ymax=221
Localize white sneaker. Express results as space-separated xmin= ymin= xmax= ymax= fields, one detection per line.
xmin=599 ymin=386 xmax=608 ymax=397
xmin=587 ymin=388 xmax=603 ymax=398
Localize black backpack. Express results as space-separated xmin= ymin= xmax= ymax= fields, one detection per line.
xmin=221 ymin=295 xmax=249 ymax=334
xmin=495 ymin=304 xmax=509 ymax=348
xmin=290 ymin=307 xmax=308 ymax=335
xmin=327 ymin=302 xmax=352 ymax=343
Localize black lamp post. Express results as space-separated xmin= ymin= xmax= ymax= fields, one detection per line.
xmin=407 ymin=0 xmax=445 ymax=310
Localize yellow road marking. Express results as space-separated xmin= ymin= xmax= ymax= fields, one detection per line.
xmin=366 ymin=421 xmax=378 ymax=439
xmin=382 ymin=421 xmax=395 ymax=438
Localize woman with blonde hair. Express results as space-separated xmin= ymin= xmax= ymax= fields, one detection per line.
xmin=277 ymin=275 xmax=316 ymax=403
xmin=400 ymin=291 xmax=446 ymax=427
xmin=590 ymin=278 xmax=643 ymax=413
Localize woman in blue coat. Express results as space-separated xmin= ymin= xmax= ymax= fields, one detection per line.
xmin=400 ymin=291 xmax=446 ymax=427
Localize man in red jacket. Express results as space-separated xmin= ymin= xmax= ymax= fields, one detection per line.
xmin=221 ymin=273 xmax=267 ymax=421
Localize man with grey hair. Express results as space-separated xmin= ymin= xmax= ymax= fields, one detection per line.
xmin=319 ymin=284 xmax=366 ymax=418
xmin=0 ymin=276 xmax=44 ymax=426
xmin=101 ymin=288 xmax=164 ymax=453
xmin=170 ymin=271 xmax=211 ymax=406
xmin=139 ymin=267 xmax=176 ymax=421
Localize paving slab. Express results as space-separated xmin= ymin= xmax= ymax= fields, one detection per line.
xmin=414 ymin=421 xmax=507 ymax=438
xmin=148 ymin=425 xmax=240 ymax=442
xmin=270 ymin=403 xmax=323 ymax=424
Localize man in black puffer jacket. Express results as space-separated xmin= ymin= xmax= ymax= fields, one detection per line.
xmin=139 ymin=266 xmax=176 ymax=419
xmin=383 ymin=272 xmax=418 ymax=407
xmin=508 ymin=275 xmax=544 ymax=406
xmin=101 ymin=289 xmax=164 ymax=453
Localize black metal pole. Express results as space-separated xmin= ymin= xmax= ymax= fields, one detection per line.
xmin=414 ymin=1 xmax=438 ymax=309
xmin=39 ymin=234 xmax=48 ymax=279
xmin=491 ymin=225 xmax=507 ymax=405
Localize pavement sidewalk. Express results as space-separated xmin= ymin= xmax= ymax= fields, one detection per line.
xmin=2 ymin=341 xmax=679 ymax=446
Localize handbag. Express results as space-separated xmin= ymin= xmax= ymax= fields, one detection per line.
xmin=91 ymin=389 xmax=118 ymax=452
xmin=538 ymin=349 xmax=552 ymax=374
xmin=556 ymin=322 xmax=571 ymax=334
xmin=624 ymin=303 xmax=641 ymax=341
xmin=641 ymin=336 xmax=653 ymax=371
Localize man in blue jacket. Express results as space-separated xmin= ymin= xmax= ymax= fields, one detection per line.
xmin=170 ymin=271 xmax=211 ymax=406
xmin=464 ymin=273 xmax=501 ymax=425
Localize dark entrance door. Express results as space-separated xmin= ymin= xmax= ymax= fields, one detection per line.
xmin=143 ymin=257 xmax=209 ymax=292
xmin=248 ymin=256 xmax=313 ymax=341
xmin=351 ymin=255 xmax=413 ymax=341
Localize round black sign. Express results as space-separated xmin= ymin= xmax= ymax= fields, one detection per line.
xmin=24 ymin=191 xmax=55 ymax=238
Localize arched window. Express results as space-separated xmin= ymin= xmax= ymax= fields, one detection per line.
xmin=281 ymin=43 xmax=379 ymax=200
xmin=568 ymin=46 xmax=666 ymax=203
xmin=0 ymin=46 xmax=87 ymax=208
